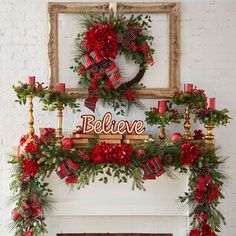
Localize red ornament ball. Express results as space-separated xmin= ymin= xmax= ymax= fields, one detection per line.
xmin=24 ymin=231 xmax=33 ymax=236
xmin=171 ymin=133 xmax=183 ymax=142
xmin=11 ymin=208 xmax=21 ymax=221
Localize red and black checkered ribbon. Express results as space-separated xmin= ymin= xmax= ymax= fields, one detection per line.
xmin=81 ymin=51 xmax=123 ymax=112
xmin=56 ymin=159 xmax=79 ymax=179
xmin=142 ymin=156 xmax=165 ymax=180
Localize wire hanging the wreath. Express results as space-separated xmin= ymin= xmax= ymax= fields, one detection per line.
xmin=71 ymin=13 xmax=155 ymax=115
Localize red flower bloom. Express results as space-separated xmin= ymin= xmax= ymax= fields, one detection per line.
xmin=124 ymin=90 xmax=138 ymax=101
xmin=190 ymin=228 xmax=200 ymax=236
xmin=20 ymin=134 xmax=39 ymax=146
xmin=136 ymin=149 xmax=145 ymax=158
xmin=78 ymin=149 xmax=90 ymax=160
xmin=139 ymin=43 xmax=149 ymax=54
xmin=197 ymin=212 xmax=208 ymax=223
xmin=22 ymin=158 xmax=40 ymax=177
xmin=130 ymin=41 xmax=138 ymax=52
xmin=207 ymin=185 xmax=219 ymax=202
xmin=91 ymin=142 xmax=133 ymax=165
xmin=85 ymin=23 xmax=117 ymax=59
xmin=201 ymin=224 xmax=213 ymax=236
xmin=193 ymin=188 xmax=205 ymax=202
xmin=180 ymin=142 xmax=200 ymax=165
xmin=79 ymin=65 xmax=87 ymax=76
xmin=24 ymin=142 xmax=38 ymax=154
xmin=194 ymin=129 xmax=204 ymax=140
xmin=61 ymin=138 xmax=73 ymax=150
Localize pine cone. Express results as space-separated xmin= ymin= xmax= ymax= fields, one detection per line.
xmin=163 ymin=154 xmax=173 ymax=165
xmin=117 ymin=32 xmax=123 ymax=43
xmin=194 ymin=204 xmax=204 ymax=214
xmin=122 ymin=38 xmax=131 ymax=49
xmin=20 ymin=180 xmax=29 ymax=192
xmin=199 ymin=147 xmax=207 ymax=156
xmin=126 ymin=31 xmax=136 ymax=40
xmin=200 ymin=166 xmax=209 ymax=177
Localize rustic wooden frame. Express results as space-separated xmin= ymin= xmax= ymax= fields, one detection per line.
xmin=48 ymin=2 xmax=180 ymax=98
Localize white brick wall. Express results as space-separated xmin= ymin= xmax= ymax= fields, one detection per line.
xmin=0 ymin=0 xmax=236 ymax=235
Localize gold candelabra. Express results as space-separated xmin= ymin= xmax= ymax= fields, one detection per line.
xmin=183 ymin=105 xmax=193 ymax=140
xmin=159 ymin=127 xmax=166 ymax=141
xmin=27 ymin=94 xmax=35 ymax=142
xmin=204 ymin=124 xmax=216 ymax=145
xmin=56 ymin=102 xmax=64 ymax=141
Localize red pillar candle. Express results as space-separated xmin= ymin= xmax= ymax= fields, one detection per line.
xmin=184 ymin=83 xmax=193 ymax=93
xmin=27 ymin=76 xmax=35 ymax=85
xmin=158 ymin=101 xmax=168 ymax=115
xmin=56 ymin=83 xmax=65 ymax=94
xmin=206 ymin=97 xmax=215 ymax=110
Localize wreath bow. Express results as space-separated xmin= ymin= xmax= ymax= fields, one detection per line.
xmin=81 ymin=51 xmax=123 ymax=111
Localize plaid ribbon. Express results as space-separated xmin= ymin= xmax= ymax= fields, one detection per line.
xmin=104 ymin=63 xmax=123 ymax=89
xmin=56 ymin=159 xmax=79 ymax=179
xmin=81 ymin=51 xmax=123 ymax=111
xmin=84 ymin=87 xmax=99 ymax=112
xmin=142 ymin=156 xmax=165 ymax=180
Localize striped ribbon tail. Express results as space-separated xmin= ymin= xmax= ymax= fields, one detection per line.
xmin=84 ymin=87 xmax=99 ymax=112
xmin=90 ymin=51 xmax=104 ymax=64
xmin=56 ymin=159 xmax=79 ymax=179
xmin=104 ymin=63 xmax=123 ymax=89
xmin=142 ymin=156 xmax=165 ymax=180
xmin=81 ymin=54 xmax=95 ymax=69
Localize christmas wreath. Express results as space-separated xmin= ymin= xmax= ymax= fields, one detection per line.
xmin=71 ymin=14 xmax=154 ymax=114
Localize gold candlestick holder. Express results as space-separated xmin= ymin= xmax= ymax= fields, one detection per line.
xmin=183 ymin=105 xmax=193 ymax=140
xmin=204 ymin=124 xmax=216 ymax=145
xmin=27 ymin=94 xmax=35 ymax=142
xmin=159 ymin=127 xmax=166 ymax=141
xmin=56 ymin=102 xmax=64 ymax=141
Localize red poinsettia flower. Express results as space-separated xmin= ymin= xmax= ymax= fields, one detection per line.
xmin=11 ymin=208 xmax=21 ymax=220
xmin=61 ymin=138 xmax=73 ymax=150
xmin=24 ymin=141 xmax=38 ymax=154
xmin=79 ymin=65 xmax=87 ymax=75
xmin=124 ymin=90 xmax=138 ymax=101
xmin=22 ymin=158 xmax=40 ymax=177
xmin=193 ymin=188 xmax=205 ymax=202
xmin=190 ymin=228 xmax=200 ymax=236
xmin=110 ymin=143 xmax=133 ymax=165
xmin=130 ymin=41 xmax=138 ymax=52
xmin=201 ymin=224 xmax=213 ymax=236
xmin=207 ymin=185 xmax=219 ymax=202
xmin=85 ymin=23 xmax=117 ymax=59
xmin=180 ymin=142 xmax=200 ymax=165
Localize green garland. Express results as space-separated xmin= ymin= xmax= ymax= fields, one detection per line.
xmin=145 ymin=104 xmax=183 ymax=128
xmin=10 ymin=137 xmax=227 ymax=236
xmin=195 ymin=108 xmax=231 ymax=126
xmin=13 ymin=82 xmax=80 ymax=112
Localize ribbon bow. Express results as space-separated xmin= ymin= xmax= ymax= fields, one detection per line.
xmin=81 ymin=51 xmax=123 ymax=112
xmin=142 ymin=156 xmax=165 ymax=180
xmin=56 ymin=159 xmax=79 ymax=184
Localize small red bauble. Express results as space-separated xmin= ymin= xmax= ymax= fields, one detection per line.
xmin=61 ymin=138 xmax=73 ymax=150
xmin=171 ymin=133 xmax=182 ymax=142
xmin=24 ymin=231 xmax=33 ymax=236
xmin=11 ymin=208 xmax=21 ymax=220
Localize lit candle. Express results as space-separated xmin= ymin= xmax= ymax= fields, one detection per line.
xmin=27 ymin=76 xmax=35 ymax=85
xmin=206 ymin=97 xmax=215 ymax=110
xmin=158 ymin=101 xmax=167 ymax=115
xmin=56 ymin=83 xmax=65 ymax=94
xmin=184 ymin=83 xmax=193 ymax=93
